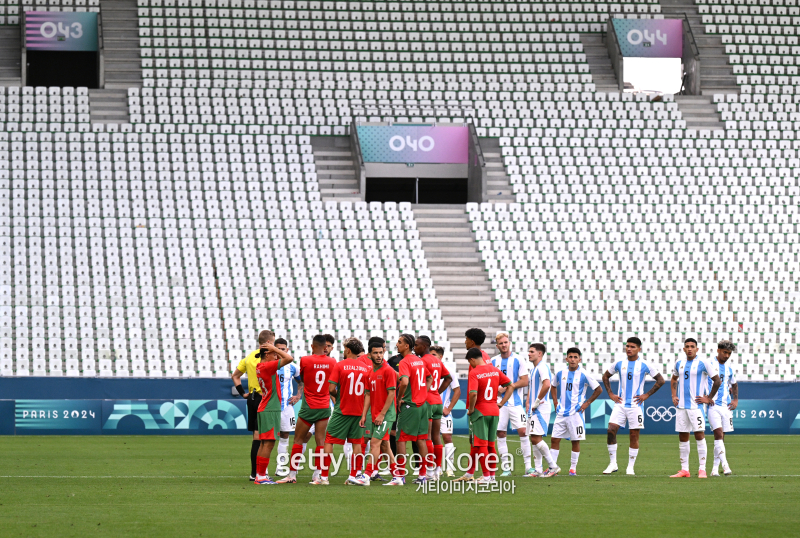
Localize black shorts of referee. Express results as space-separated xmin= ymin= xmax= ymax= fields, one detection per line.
xmin=246 ymin=391 xmax=263 ymax=431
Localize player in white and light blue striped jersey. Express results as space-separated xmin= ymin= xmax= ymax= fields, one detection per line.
xmin=602 ymin=337 xmax=666 ymax=476
xmin=491 ymin=332 xmax=531 ymax=476
xmin=523 ymin=343 xmax=558 ymax=477
xmin=670 ymin=338 xmax=721 ymax=478
xmin=275 ymin=338 xmax=302 ymax=476
xmin=706 ymin=340 xmax=739 ymax=476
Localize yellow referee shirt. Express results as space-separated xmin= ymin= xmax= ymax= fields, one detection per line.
xmin=236 ymin=349 xmax=262 ymax=394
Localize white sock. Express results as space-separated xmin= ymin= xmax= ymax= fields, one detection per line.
xmin=714 ymin=439 xmax=727 ymax=470
xmin=608 ymin=443 xmax=618 ymax=465
xmin=277 ymin=437 xmax=289 ymax=456
xmin=530 ymin=442 xmax=543 ymax=472
xmin=496 ymin=436 xmax=509 ymax=468
xmin=519 ymin=435 xmax=532 ymax=470
xmin=570 ymin=451 xmax=580 ymax=470
xmin=628 ymin=448 xmax=638 ymax=469
xmin=445 ymin=443 xmax=455 ymax=471
xmin=679 ymin=441 xmax=691 ymax=472
xmin=537 ymin=441 xmax=557 ymax=468
xmin=696 ymin=438 xmax=708 ymax=471
xmin=343 ymin=442 xmax=353 ymax=470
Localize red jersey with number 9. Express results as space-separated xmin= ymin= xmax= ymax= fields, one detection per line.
xmin=422 ymin=353 xmax=450 ymax=405
xmin=398 ymin=355 xmax=432 ymax=407
xmin=299 ymin=354 xmax=337 ymax=409
xmin=329 ymin=359 xmax=372 ymax=416
xmin=468 ymin=363 xmax=511 ymax=416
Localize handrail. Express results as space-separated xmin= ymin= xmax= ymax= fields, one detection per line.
xmin=606 ymin=18 xmax=624 ymax=92
xmin=683 ymin=12 xmax=700 ymax=61
xmin=468 ymin=120 xmax=484 ymax=169
xmin=350 ymin=120 xmax=366 ymax=200
xmin=98 ymin=11 xmax=105 ymax=88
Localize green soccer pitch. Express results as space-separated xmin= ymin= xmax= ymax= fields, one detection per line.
xmin=1 ymin=435 xmax=799 ymax=537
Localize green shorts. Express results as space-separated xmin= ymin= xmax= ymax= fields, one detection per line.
xmin=257 ymin=411 xmax=281 ymax=441
xmin=469 ymin=410 xmax=499 ymax=447
xmin=325 ymin=411 xmax=364 ymax=443
xmin=371 ymin=417 xmax=392 ymax=440
xmin=363 ymin=406 xmax=372 ymax=439
xmin=397 ymin=402 xmax=428 ymax=442
xmin=298 ymin=404 xmax=332 ymax=426
xmin=428 ymin=403 xmax=444 ymax=420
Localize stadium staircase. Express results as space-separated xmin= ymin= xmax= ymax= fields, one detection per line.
xmin=580 ymin=34 xmax=619 ymax=92
xmin=480 ymin=138 xmax=515 ymax=205
xmin=89 ymin=89 xmax=130 ymax=124
xmin=413 ymin=204 xmax=503 ymax=370
xmin=674 ymin=95 xmax=724 ymax=130
xmin=100 ymin=0 xmax=143 ymax=89
xmin=310 ymin=136 xmax=361 ymax=201
xmin=0 ymin=26 xmax=19 ymax=86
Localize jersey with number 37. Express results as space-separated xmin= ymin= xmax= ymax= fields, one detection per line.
xmin=468 ymin=364 xmax=511 ymax=416
xmin=299 ymin=354 xmax=337 ymax=409
xmin=329 ymin=359 xmax=372 ymax=416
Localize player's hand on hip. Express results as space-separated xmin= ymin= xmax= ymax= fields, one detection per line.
xmin=530 ymin=399 xmax=540 ymax=410
xmin=610 ymin=394 xmax=622 ymax=405
xmin=672 ymin=395 xmax=680 ymax=406
xmin=633 ymin=393 xmax=649 ymax=405
xmin=695 ymin=396 xmax=713 ymax=405
xmin=728 ymin=401 xmax=738 ymax=411
xmin=579 ymin=402 xmax=589 ymax=413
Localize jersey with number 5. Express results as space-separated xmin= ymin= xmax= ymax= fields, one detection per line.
xmin=468 ymin=364 xmax=511 ymax=416
xmin=328 ymin=359 xmax=372 ymax=416
xmin=398 ymin=355 xmax=432 ymax=407
xmin=299 ymin=354 xmax=337 ymax=409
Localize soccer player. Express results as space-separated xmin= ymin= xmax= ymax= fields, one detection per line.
xmin=277 ymin=334 xmax=336 ymax=485
xmin=253 ymin=341 xmax=296 ymax=485
xmin=669 ymin=338 xmax=721 ymax=478
xmin=465 ymin=327 xmax=492 ymax=364
xmin=395 ymin=333 xmax=433 ymax=485
xmin=546 ymin=347 xmax=602 ymax=477
xmin=274 ymin=338 xmax=302 ymax=476
xmin=464 ymin=347 xmax=514 ymax=484
xmin=524 ymin=343 xmax=558 ymax=477
xmin=602 ymin=336 xmax=665 ymax=476
xmin=432 ymin=345 xmax=460 ymax=477
xmin=361 ymin=336 xmax=386 ymax=480
xmin=708 ymin=340 xmax=738 ymax=476
xmin=231 ymin=329 xmax=274 ymax=481
xmin=360 ymin=339 xmax=400 ymax=485
xmin=320 ymin=337 xmax=372 ymax=486
xmin=491 ymin=332 xmax=532 ymax=476
xmin=417 ymin=335 xmax=452 ymax=480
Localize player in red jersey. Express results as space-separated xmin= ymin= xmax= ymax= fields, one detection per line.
xmin=415 ymin=335 xmax=453 ymax=481
xmin=318 ymin=337 xmax=373 ymax=486
xmin=360 ymin=339 xmax=399 ymax=484
xmin=458 ymin=346 xmax=513 ymax=483
xmin=277 ymin=334 xmax=336 ymax=484
xmin=253 ymin=340 xmax=296 ymax=485
xmin=395 ymin=333 xmax=433 ymax=485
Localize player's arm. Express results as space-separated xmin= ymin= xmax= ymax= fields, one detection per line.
xmin=359 ymin=392 xmax=371 ymax=428
xmin=467 ymin=389 xmax=477 ymax=415
xmin=602 ymin=369 xmax=621 ymax=404
xmin=579 ymin=386 xmax=603 ymax=413
xmin=531 ymin=377 xmax=550 ymax=410
xmin=497 ymin=382 xmax=514 ymax=408
xmin=670 ymin=374 xmax=679 ymax=406
xmin=438 ymin=373 xmax=453 ymax=394
xmin=262 ymin=343 xmax=295 ymax=368
xmin=376 ymin=388 xmax=395 ymax=425
xmin=290 ymin=375 xmax=303 ymax=405
xmin=231 ymin=364 xmax=248 ymax=398
xmin=729 ymin=383 xmax=739 ymax=410
xmin=444 ymin=386 xmax=460 ymax=416
xmin=328 ymin=379 xmax=339 ymax=401
xmin=696 ymin=375 xmax=721 ymax=405
xmin=634 ymin=373 xmax=666 ymax=405
xmin=396 ymin=376 xmax=409 ymax=408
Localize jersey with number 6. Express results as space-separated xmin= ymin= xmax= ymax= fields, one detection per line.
xmin=298 ymin=354 xmax=337 ymax=409
xmin=422 ymin=353 xmax=450 ymax=406
xmin=398 ymin=355 xmax=432 ymax=407
xmin=468 ymin=363 xmax=511 ymax=416
xmin=328 ymin=359 xmax=371 ymax=416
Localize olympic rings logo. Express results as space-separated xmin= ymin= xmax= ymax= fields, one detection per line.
xmin=646 ymin=406 xmax=676 ymax=422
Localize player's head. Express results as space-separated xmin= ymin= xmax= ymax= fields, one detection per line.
xmin=258 ymin=330 xmax=275 ymax=346
xmin=430 ymin=345 xmax=445 ymax=360
xmin=323 ymin=334 xmax=335 ymax=355
xmin=464 ymin=328 xmax=486 ymax=350
xmin=343 ymin=337 xmax=364 ymax=359
xmin=566 ymin=347 xmax=582 ymax=370
xmin=311 ymin=334 xmax=327 ymax=355
xmin=465 ymin=347 xmax=485 ymax=368
xmin=495 ymin=332 xmax=510 ymax=355
xmin=368 ymin=336 xmax=385 ymax=354
xmin=414 ymin=335 xmax=431 ymax=356
xmin=625 ymin=337 xmax=642 ymax=358
xmin=274 ymin=337 xmax=288 ymax=353
xmin=368 ymin=340 xmax=385 ymax=366
xmin=397 ymin=333 xmax=415 ymax=356
xmin=528 ymin=342 xmax=546 ymax=364
xmin=683 ymin=338 xmax=698 ymax=359
xmin=717 ymin=340 xmax=737 ymax=364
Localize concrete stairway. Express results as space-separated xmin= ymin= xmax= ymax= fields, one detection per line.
xmin=676 ymin=95 xmax=725 ymax=130
xmin=0 ymin=26 xmax=20 ymax=85
xmin=310 ymin=136 xmax=361 ymax=201
xmin=89 ymin=89 xmax=130 ymax=124
xmin=659 ymin=0 xmax=739 ymax=95
xmin=101 ymin=0 xmax=143 ymax=89
xmin=580 ymin=33 xmax=619 ymax=92
xmin=413 ymin=203 xmax=504 ymax=374
xmin=479 ymin=138 xmax=515 ymax=204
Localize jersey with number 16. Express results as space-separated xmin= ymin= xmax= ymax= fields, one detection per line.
xmin=298 ymin=354 xmax=337 ymax=409
xmin=329 ymin=359 xmax=372 ymax=416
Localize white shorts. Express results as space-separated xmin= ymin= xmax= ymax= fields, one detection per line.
xmin=498 ymin=404 xmax=528 ymax=432
xmin=551 ymin=413 xmax=586 ymax=441
xmin=441 ymin=413 xmax=454 ymax=435
xmin=280 ymin=407 xmax=296 ymax=432
xmin=675 ymin=408 xmax=706 ymax=433
xmin=527 ymin=403 xmax=552 ymax=437
xmin=609 ymin=405 xmax=645 ymax=430
xmin=706 ymin=405 xmax=734 ymax=433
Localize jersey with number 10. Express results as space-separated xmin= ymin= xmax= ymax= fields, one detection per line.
xmin=329 ymin=359 xmax=371 ymax=416
xmin=552 ymin=367 xmax=600 ymax=417
xmin=298 ymin=354 xmax=337 ymax=409
xmin=398 ymin=355 xmax=432 ymax=406
xmin=422 ymin=353 xmax=450 ymax=405
xmin=468 ymin=363 xmax=511 ymax=416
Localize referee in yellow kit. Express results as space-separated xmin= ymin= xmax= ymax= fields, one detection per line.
xmin=231 ymin=330 xmax=274 ymax=481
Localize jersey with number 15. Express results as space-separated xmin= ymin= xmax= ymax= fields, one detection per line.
xmin=328 ymin=359 xmax=372 ymax=416
xmin=298 ymin=354 xmax=337 ymax=409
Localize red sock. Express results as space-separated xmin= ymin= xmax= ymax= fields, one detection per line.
xmin=365 ymin=462 xmax=374 ymax=476
xmin=289 ymin=444 xmax=303 ymax=471
xmin=256 ymin=456 xmax=269 ymax=476
xmin=487 ymin=441 xmax=497 ymax=477
xmin=434 ymin=444 xmax=443 ymax=469
xmin=479 ymin=447 xmax=490 ymax=476
xmin=467 ymin=446 xmax=478 ymax=474
xmin=321 ymin=452 xmax=330 ymax=478
xmin=314 ymin=446 xmax=324 ymax=471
